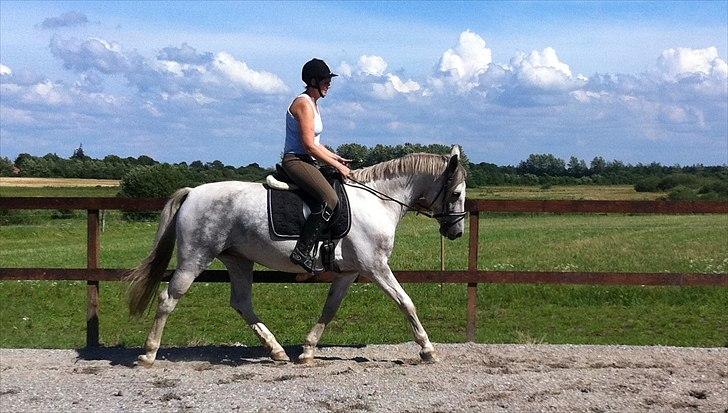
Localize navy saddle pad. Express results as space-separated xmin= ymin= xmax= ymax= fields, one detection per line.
xmin=267 ymin=180 xmax=351 ymax=240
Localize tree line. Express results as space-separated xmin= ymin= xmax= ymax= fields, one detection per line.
xmin=2 ymin=143 xmax=726 ymax=200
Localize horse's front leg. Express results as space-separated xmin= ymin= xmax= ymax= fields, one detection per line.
xmin=299 ymin=272 xmax=358 ymax=363
xmin=368 ymin=265 xmax=436 ymax=362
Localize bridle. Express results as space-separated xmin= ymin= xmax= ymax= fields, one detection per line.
xmin=345 ymin=170 xmax=467 ymax=231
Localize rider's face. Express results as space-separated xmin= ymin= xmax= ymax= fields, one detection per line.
xmin=319 ymin=78 xmax=331 ymax=96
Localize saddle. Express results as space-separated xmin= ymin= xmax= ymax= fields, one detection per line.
xmin=266 ymin=164 xmax=351 ymax=241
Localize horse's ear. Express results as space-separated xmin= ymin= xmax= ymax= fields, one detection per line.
xmin=450 ymin=145 xmax=461 ymax=159
xmin=445 ymin=153 xmax=459 ymax=175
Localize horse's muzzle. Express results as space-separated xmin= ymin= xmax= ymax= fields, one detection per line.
xmin=446 ymin=231 xmax=463 ymax=240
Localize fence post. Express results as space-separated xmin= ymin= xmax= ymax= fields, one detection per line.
xmin=86 ymin=209 xmax=100 ymax=347
xmin=466 ymin=210 xmax=479 ymax=341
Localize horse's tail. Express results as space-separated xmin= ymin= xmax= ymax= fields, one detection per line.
xmin=126 ymin=187 xmax=191 ymax=318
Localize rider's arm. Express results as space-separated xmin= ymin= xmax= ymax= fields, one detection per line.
xmin=292 ymin=99 xmax=351 ymax=176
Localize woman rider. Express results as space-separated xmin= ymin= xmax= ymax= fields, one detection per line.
xmin=283 ymin=58 xmax=351 ymax=273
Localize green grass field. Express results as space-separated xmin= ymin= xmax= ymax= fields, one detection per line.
xmin=1 ymin=184 xmax=726 ymax=349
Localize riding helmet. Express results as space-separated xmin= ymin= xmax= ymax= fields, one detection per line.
xmin=302 ymin=58 xmax=338 ymax=84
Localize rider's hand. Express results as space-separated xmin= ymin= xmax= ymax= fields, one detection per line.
xmin=338 ymin=164 xmax=351 ymax=178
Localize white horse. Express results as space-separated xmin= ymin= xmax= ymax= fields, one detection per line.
xmin=127 ymin=145 xmax=467 ymax=365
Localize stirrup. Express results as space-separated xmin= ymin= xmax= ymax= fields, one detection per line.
xmin=290 ymin=248 xmax=313 ymax=272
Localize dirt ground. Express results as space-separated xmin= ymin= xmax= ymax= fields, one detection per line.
xmin=0 ymin=177 xmax=120 ymax=187
xmin=1 ymin=343 xmax=726 ymax=412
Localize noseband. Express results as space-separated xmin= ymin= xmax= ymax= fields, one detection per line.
xmin=421 ymin=172 xmax=467 ymax=231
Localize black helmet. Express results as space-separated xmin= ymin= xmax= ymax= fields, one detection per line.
xmin=301 ymin=58 xmax=338 ymax=85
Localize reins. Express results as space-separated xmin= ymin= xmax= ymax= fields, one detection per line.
xmin=344 ymin=175 xmax=467 ymax=229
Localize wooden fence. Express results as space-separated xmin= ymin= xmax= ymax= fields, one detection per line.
xmin=1 ymin=197 xmax=727 ymax=347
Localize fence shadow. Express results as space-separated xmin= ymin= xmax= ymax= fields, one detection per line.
xmin=75 ymin=343 xmax=367 ymax=367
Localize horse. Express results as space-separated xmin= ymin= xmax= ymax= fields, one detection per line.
xmin=126 ymin=145 xmax=468 ymax=366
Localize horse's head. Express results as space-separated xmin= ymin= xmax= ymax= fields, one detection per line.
xmin=421 ymin=145 xmax=467 ymax=240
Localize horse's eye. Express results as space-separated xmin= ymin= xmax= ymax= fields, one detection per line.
xmin=450 ymin=192 xmax=461 ymax=200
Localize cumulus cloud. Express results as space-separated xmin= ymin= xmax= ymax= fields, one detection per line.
xmin=357 ymin=55 xmax=388 ymax=77
xmin=434 ymin=30 xmax=492 ymax=92
xmin=657 ymin=47 xmax=727 ymax=80
xmin=48 ymin=36 xmax=288 ymax=96
xmin=509 ymin=47 xmax=576 ymax=91
xmin=39 ymin=12 xmax=89 ymax=29
xmin=578 ymin=46 xmax=727 ymax=106
xmin=372 ymin=74 xmax=422 ymax=99
xmin=50 ymin=36 xmax=133 ymax=74
xmin=0 ymin=64 xmax=11 ymax=76
xmin=336 ymin=54 xmax=421 ymax=100
xmin=157 ymin=43 xmax=213 ymax=65
xmin=211 ymin=51 xmax=287 ymax=94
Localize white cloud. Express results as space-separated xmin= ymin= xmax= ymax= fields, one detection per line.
xmin=50 ymin=36 xmax=132 ymax=74
xmin=211 ymin=51 xmax=288 ymax=94
xmin=434 ymin=30 xmax=492 ymax=92
xmin=357 ymin=55 xmax=388 ymax=77
xmin=388 ymin=74 xmax=421 ymax=94
xmin=0 ymin=64 xmax=11 ymax=76
xmin=657 ymin=47 xmax=727 ymax=80
xmin=337 ymin=62 xmax=353 ymax=77
xmin=372 ymin=73 xmax=421 ymax=99
xmin=24 ymin=81 xmax=72 ymax=106
xmin=509 ymin=47 xmax=576 ymax=90
xmin=48 ymin=36 xmax=289 ymax=96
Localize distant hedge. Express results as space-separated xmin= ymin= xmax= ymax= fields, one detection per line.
xmin=635 ymin=174 xmax=728 ymax=200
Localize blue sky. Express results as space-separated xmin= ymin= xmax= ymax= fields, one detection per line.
xmin=1 ymin=1 xmax=726 ymax=167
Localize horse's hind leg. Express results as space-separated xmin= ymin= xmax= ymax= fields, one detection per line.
xmin=138 ymin=267 xmax=198 ymax=367
xmin=299 ymin=272 xmax=358 ymax=363
xmin=367 ymin=265 xmax=436 ymax=362
xmin=219 ymin=255 xmax=289 ymax=362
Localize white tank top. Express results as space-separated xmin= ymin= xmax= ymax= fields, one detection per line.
xmin=284 ymin=94 xmax=322 ymax=155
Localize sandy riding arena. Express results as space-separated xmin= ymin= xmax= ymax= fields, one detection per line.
xmin=1 ymin=343 xmax=726 ymax=412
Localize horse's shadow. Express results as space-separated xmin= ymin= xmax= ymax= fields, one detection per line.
xmin=75 ymin=344 xmax=368 ymax=368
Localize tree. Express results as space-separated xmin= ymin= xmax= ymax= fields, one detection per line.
xmin=103 ymin=155 xmax=123 ymax=163
xmin=136 ymin=155 xmax=157 ymax=166
xmin=0 ymin=157 xmax=14 ymax=176
xmin=14 ymin=153 xmax=33 ymax=168
xmin=364 ymin=144 xmax=396 ymax=166
xmin=517 ymin=154 xmax=566 ymax=176
xmin=567 ymin=156 xmax=588 ymax=177
xmin=71 ymin=144 xmax=87 ymax=160
xmin=590 ymin=156 xmax=606 ymax=175
xmin=336 ymin=143 xmax=369 ymax=169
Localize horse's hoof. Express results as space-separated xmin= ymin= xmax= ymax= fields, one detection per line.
xmin=297 ymin=356 xmax=315 ymax=365
xmin=420 ymin=351 xmax=438 ymax=363
xmin=271 ymin=350 xmax=290 ymax=362
xmin=137 ymin=354 xmax=155 ymax=367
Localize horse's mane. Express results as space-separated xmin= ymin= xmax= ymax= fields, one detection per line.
xmin=350 ymin=153 xmax=467 ymax=186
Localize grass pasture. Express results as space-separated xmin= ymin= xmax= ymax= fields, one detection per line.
xmin=0 ymin=183 xmax=726 ymax=349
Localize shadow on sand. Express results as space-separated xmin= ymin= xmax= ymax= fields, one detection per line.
xmin=75 ymin=344 xmax=368 ymax=368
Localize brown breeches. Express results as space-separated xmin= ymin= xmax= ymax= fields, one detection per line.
xmin=281 ymin=153 xmax=338 ymax=210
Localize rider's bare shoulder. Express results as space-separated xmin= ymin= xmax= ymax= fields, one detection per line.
xmin=289 ymin=97 xmax=312 ymax=119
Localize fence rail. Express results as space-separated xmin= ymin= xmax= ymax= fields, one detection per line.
xmin=1 ymin=196 xmax=727 ymax=346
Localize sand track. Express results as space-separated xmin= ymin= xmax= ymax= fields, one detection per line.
xmin=1 ymin=343 xmax=726 ymax=412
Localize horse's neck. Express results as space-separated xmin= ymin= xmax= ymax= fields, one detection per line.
xmin=367 ymin=174 xmax=435 ymax=221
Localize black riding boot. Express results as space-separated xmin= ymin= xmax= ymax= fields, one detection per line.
xmin=290 ymin=205 xmax=333 ymax=273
